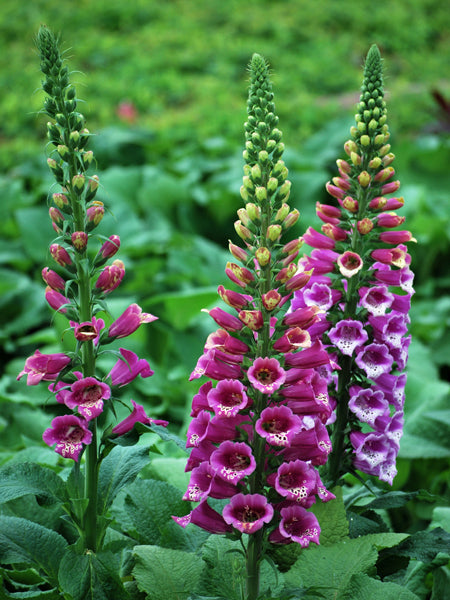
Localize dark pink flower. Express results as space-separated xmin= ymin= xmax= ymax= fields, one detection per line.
xmin=65 ymin=376 xmax=111 ymax=420
xmin=112 ymin=399 xmax=168 ymax=435
xmin=99 ymin=235 xmax=120 ymax=258
xmin=17 ymin=350 xmax=71 ymax=385
xmin=348 ymin=386 xmax=389 ymax=427
xmin=95 ymin=260 xmax=125 ymax=294
xmin=255 ymin=405 xmax=302 ymax=447
xmin=247 ymin=357 xmax=286 ymax=394
xmin=327 ymin=319 xmax=368 ymax=356
xmin=203 ymin=307 xmax=243 ymax=332
xmin=108 ymin=348 xmax=154 ymax=386
xmin=173 ymin=499 xmax=232 ymax=534
xmin=45 ymin=287 xmax=70 ymax=313
xmin=269 ymin=505 xmax=320 ymax=547
xmin=207 ymin=379 xmax=250 ymax=418
xmin=49 ymin=243 xmax=72 ymax=267
xmin=183 ymin=462 xmax=236 ymax=501
xmin=359 ymin=285 xmax=394 ymax=316
xmin=42 ymin=415 xmax=92 ymax=461
xmin=108 ymin=303 xmax=158 ymax=339
xmin=222 ymin=493 xmax=274 ymax=534
xmin=274 ymin=459 xmax=318 ymax=504
xmin=42 ymin=267 xmax=65 ymax=291
xmin=355 ymin=343 xmax=393 ymax=379
xmin=210 ymin=440 xmax=256 ymax=483
xmin=337 ymin=251 xmax=363 ymax=278
xmin=70 ymin=316 xmax=105 ymax=343
xmin=190 ymin=349 xmax=243 ymax=381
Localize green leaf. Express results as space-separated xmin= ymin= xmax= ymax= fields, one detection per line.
xmin=146 ymin=287 xmax=218 ymax=331
xmin=140 ymin=423 xmax=189 ymax=453
xmin=362 ymin=490 xmax=435 ymax=511
xmin=0 ymin=516 xmax=67 ymax=586
xmin=133 ymin=545 xmax=203 ymax=600
xmin=343 ymin=573 xmax=421 ymax=600
xmin=431 ymin=566 xmax=450 ymax=600
xmin=146 ymin=457 xmax=190 ymax=491
xmin=58 ymin=546 xmax=128 ymax=600
xmin=310 ymin=486 xmax=349 ymax=546
xmin=118 ymin=478 xmax=187 ymax=546
xmin=97 ymin=444 xmax=150 ymax=513
xmin=284 ymin=536 xmax=379 ymax=596
xmin=199 ymin=536 xmax=245 ymax=600
xmin=383 ymin=528 xmax=450 ymax=563
xmin=0 ymin=462 xmax=66 ymax=506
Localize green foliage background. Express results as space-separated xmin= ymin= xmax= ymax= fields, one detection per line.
xmin=0 ymin=0 xmax=449 ymax=579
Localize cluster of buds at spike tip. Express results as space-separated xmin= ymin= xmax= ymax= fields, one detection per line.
xmin=292 ymin=45 xmax=415 ymax=486
xmin=174 ymin=54 xmax=334 ymax=551
xmin=17 ymin=27 xmax=165 ymax=462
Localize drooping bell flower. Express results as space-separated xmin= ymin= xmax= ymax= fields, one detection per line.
xmin=42 ymin=414 xmax=92 ymax=461
xmin=112 ymin=399 xmax=168 ymax=435
xmin=107 ymin=303 xmax=158 ymax=339
xmin=17 ymin=350 xmax=71 ymax=385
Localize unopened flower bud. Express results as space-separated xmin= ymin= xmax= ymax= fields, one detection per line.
xmin=357 ymin=218 xmax=374 ymax=235
xmin=358 ymin=171 xmax=371 ymax=187
xmin=282 ymin=237 xmax=303 ymax=254
xmin=283 ymin=209 xmax=300 ymax=229
xmin=357 ymin=121 xmax=366 ymax=133
xmin=86 ymin=202 xmax=104 ymax=228
xmin=374 ymin=134 xmax=385 ymax=147
xmin=258 ymin=150 xmax=269 ymax=165
xmin=95 ymin=260 xmax=125 ymax=294
xmin=377 ymin=212 xmax=405 ymax=228
xmin=50 ymin=243 xmax=72 ymax=267
xmin=82 ymin=150 xmax=94 ymax=165
xmin=374 ymin=167 xmax=395 ymax=183
xmin=246 ymin=203 xmax=260 ymax=221
xmin=275 ymin=203 xmax=290 ymax=221
xmin=49 ymin=206 xmax=64 ymax=228
xmin=238 ymin=310 xmax=263 ymax=331
xmin=234 ymin=220 xmax=253 ymax=241
xmin=277 ymin=180 xmax=291 ymax=201
xmin=261 ymin=290 xmax=282 ymax=311
xmin=255 ymin=186 xmax=267 ymax=202
xmin=237 ymin=208 xmax=250 ymax=226
xmin=271 ymin=160 xmax=287 ymax=182
xmin=342 ymin=196 xmax=359 ymax=213
xmin=369 ymin=157 xmax=382 ymax=169
xmin=368 ymin=119 xmax=378 ymax=132
xmin=251 ymin=163 xmax=262 ymax=184
xmin=267 ymin=177 xmax=278 ymax=195
xmin=240 ymin=186 xmax=249 ymax=202
xmin=70 ymin=130 xmax=80 ymax=144
xmin=255 ymin=247 xmax=271 ymax=266
xmin=100 ymin=234 xmax=121 ymax=258
xmin=52 ymin=192 xmax=69 ymax=211
xmin=360 ymin=135 xmax=371 ymax=147
xmin=228 ymin=241 xmax=248 ymax=263
xmin=382 ymin=152 xmax=395 ymax=167
xmin=42 ymin=267 xmax=65 ymax=291
xmin=336 ymin=159 xmax=351 ymax=174
xmin=267 ymin=224 xmax=282 ymax=241
xmin=243 ymin=176 xmax=254 ymax=192
xmin=57 ymin=144 xmax=69 ymax=159
xmin=71 ymin=231 xmax=88 ymax=251
xmin=72 ymin=174 xmax=85 ymax=194
xmin=275 ymin=262 xmax=297 ymax=284
xmin=379 ymin=144 xmax=391 ymax=157
xmin=381 ymin=180 xmax=400 ymax=195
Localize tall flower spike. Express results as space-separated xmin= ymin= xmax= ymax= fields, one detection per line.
xmin=292 ymin=45 xmax=414 ymax=487
xmin=17 ymin=27 xmax=164 ymax=554
xmin=175 ymin=54 xmax=334 ymax=600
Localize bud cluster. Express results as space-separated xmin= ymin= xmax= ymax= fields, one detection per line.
xmin=292 ymin=45 xmax=415 ymax=485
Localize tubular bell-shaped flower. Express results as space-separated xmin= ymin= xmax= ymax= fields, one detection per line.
xmin=175 ymin=54 xmax=334 ymax=600
xmin=292 ymin=45 xmax=414 ymax=486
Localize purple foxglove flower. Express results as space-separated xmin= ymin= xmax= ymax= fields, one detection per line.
xmin=49 ymin=243 xmax=72 ymax=267
xmin=99 ymin=234 xmax=120 ymax=258
xmin=302 ymin=282 xmax=342 ymax=311
xmin=190 ymin=349 xmax=243 ymax=381
xmin=203 ymin=307 xmax=244 ymax=332
xmin=186 ymin=411 xmax=248 ymax=448
xmin=282 ymin=306 xmax=321 ymax=329
xmin=371 ymin=246 xmax=410 ymax=268
xmin=70 ymin=316 xmax=105 ymax=343
xmin=374 ymin=410 xmax=404 ymax=448
xmin=269 ymin=505 xmax=320 ymax=547
xmin=108 ymin=348 xmax=154 ymax=386
xmin=108 ymin=303 xmax=158 ymax=339
xmin=373 ymin=264 xmax=415 ymax=293
xmin=48 ymin=380 xmax=71 ymax=404
xmin=348 ymin=386 xmax=389 ymax=427
xmin=17 ymin=350 xmax=71 ymax=385
xmin=217 ymin=285 xmax=252 ymax=310
xmin=350 ymin=430 xmax=393 ymax=472
xmin=327 ymin=319 xmax=369 ymax=356
xmin=95 ymin=260 xmax=125 ymax=294
xmin=204 ymin=329 xmax=249 ymax=355
xmin=173 ymin=499 xmax=232 ymax=534
xmin=273 ymin=327 xmax=312 ymax=353
xmin=273 ymin=459 xmax=318 ymax=504
xmin=222 ymin=493 xmax=274 ymax=534
xmin=42 ymin=267 xmax=66 ymax=291
xmin=247 ymin=357 xmax=286 ymax=394
xmin=255 ymin=405 xmax=302 ymax=447
xmin=355 ymin=343 xmax=394 ymax=379
xmin=368 ymin=313 xmax=409 ymax=349
xmin=302 ymin=227 xmax=336 ymax=250
xmin=377 ymin=447 xmax=399 ymax=485
xmin=284 ymin=417 xmax=332 ymax=465
xmin=283 ymin=340 xmax=330 ymax=369
xmin=45 ymin=287 xmax=70 ymax=313
xmin=42 ymin=414 xmax=92 ymax=461
xmin=207 ymin=379 xmax=250 ymax=417
xmin=379 ymin=230 xmax=416 ymax=244
xmin=337 ymin=251 xmax=363 ymax=278
xmin=183 ymin=462 xmax=236 ymax=501
xmin=389 ymin=335 xmax=411 ymax=371
xmin=112 ymin=399 xmax=168 ymax=435
xmin=374 ymin=372 xmax=407 ymax=410
xmin=210 ymin=440 xmax=256 ymax=483
xmin=391 ymin=293 xmax=412 ymax=314
xmin=191 ymin=381 xmax=213 ymax=417
xmin=64 ymin=375 xmax=111 ymax=420
xmin=359 ymin=285 xmax=394 ymax=316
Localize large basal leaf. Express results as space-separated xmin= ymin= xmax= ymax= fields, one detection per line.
xmin=0 ymin=516 xmax=67 ymax=586
xmin=284 ymin=536 xmax=379 ymax=596
xmin=97 ymin=444 xmax=150 ymax=513
xmin=58 ymin=547 xmax=128 ymax=600
xmin=133 ymin=545 xmax=203 ymax=600
xmin=309 ymin=486 xmax=349 ymax=546
xmin=0 ymin=462 xmax=66 ymax=506
xmin=342 ymin=573 xmax=421 ymax=600
xmin=381 ymin=528 xmax=450 ymax=563
xmin=119 ymin=478 xmax=187 ymax=546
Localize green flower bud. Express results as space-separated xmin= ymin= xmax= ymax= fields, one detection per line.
xmin=258 ymin=150 xmax=269 ymax=165
xmin=72 ymin=173 xmax=85 ymax=194
xmin=275 ymin=203 xmax=290 ymax=221
xmin=246 ymin=203 xmax=260 ymax=221
xmin=360 ymin=135 xmax=371 ymax=147
xmin=368 ymin=119 xmax=378 ymax=132
xmin=277 ymin=180 xmax=291 ymax=201
xmin=267 ymin=177 xmax=278 ymax=195
xmin=251 ymin=163 xmax=262 ymax=184
xmin=357 ymin=121 xmax=366 ymax=133
xmin=267 ymin=224 xmax=282 ymax=241
xmin=255 ymin=186 xmax=267 ymax=202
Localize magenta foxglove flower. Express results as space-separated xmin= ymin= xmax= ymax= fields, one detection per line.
xmin=70 ymin=316 xmax=105 ymax=343
xmin=64 ymin=375 xmax=111 ymax=420
xmin=95 ymin=260 xmax=125 ymax=294
xmin=173 ymin=499 xmax=232 ymax=534
xmin=99 ymin=235 xmax=120 ymax=258
xmin=222 ymin=493 xmax=274 ymax=534
xmin=269 ymin=505 xmax=320 ymax=547
xmin=327 ymin=319 xmax=369 ymax=356
xmin=50 ymin=243 xmax=72 ymax=267
xmin=17 ymin=350 xmax=71 ymax=385
xmin=112 ymin=399 xmax=168 ymax=435
xmin=207 ymin=379 xmax=250 ymax=417
xmin=108 ymin=348 xmax=154 ymax=386
xmin=42 ymin=267 xmax=66 ymax=291
xmin=337 ymin=251 xmax=363 ymax=278
xmin=273 ymin=459 xmax=318 ymax=504
xmin=108 ymin=303 xmax=158 ymax=339
xmin=247 ymin=357 xmax=286 ymax=394
xmin=42 ymin=414 xmax=92 ymax=461
xmin=255 ymin=405 xmax=302 ymax=447
xmin=45 ymin=287 xmax=70 ymax=313
xmin=210 ymin=440 xmax=256 ymax=483
xmin=359 ymin=285 xmax=394 ymax=316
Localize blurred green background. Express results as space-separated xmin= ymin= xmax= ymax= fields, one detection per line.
xmin=0 ymin=0 xmax=449 ymax=531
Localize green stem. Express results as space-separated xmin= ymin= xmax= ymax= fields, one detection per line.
xmin=246 ymin=529 xmax=264 ymax=600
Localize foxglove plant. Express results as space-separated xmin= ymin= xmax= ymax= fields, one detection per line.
xmin=16 ymin=27 xmax=166 ymax=552
xmin=175 ymin=54 xmax=335 ymax=600
xmin=292 ymin=45 xmax=415 ymax=487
